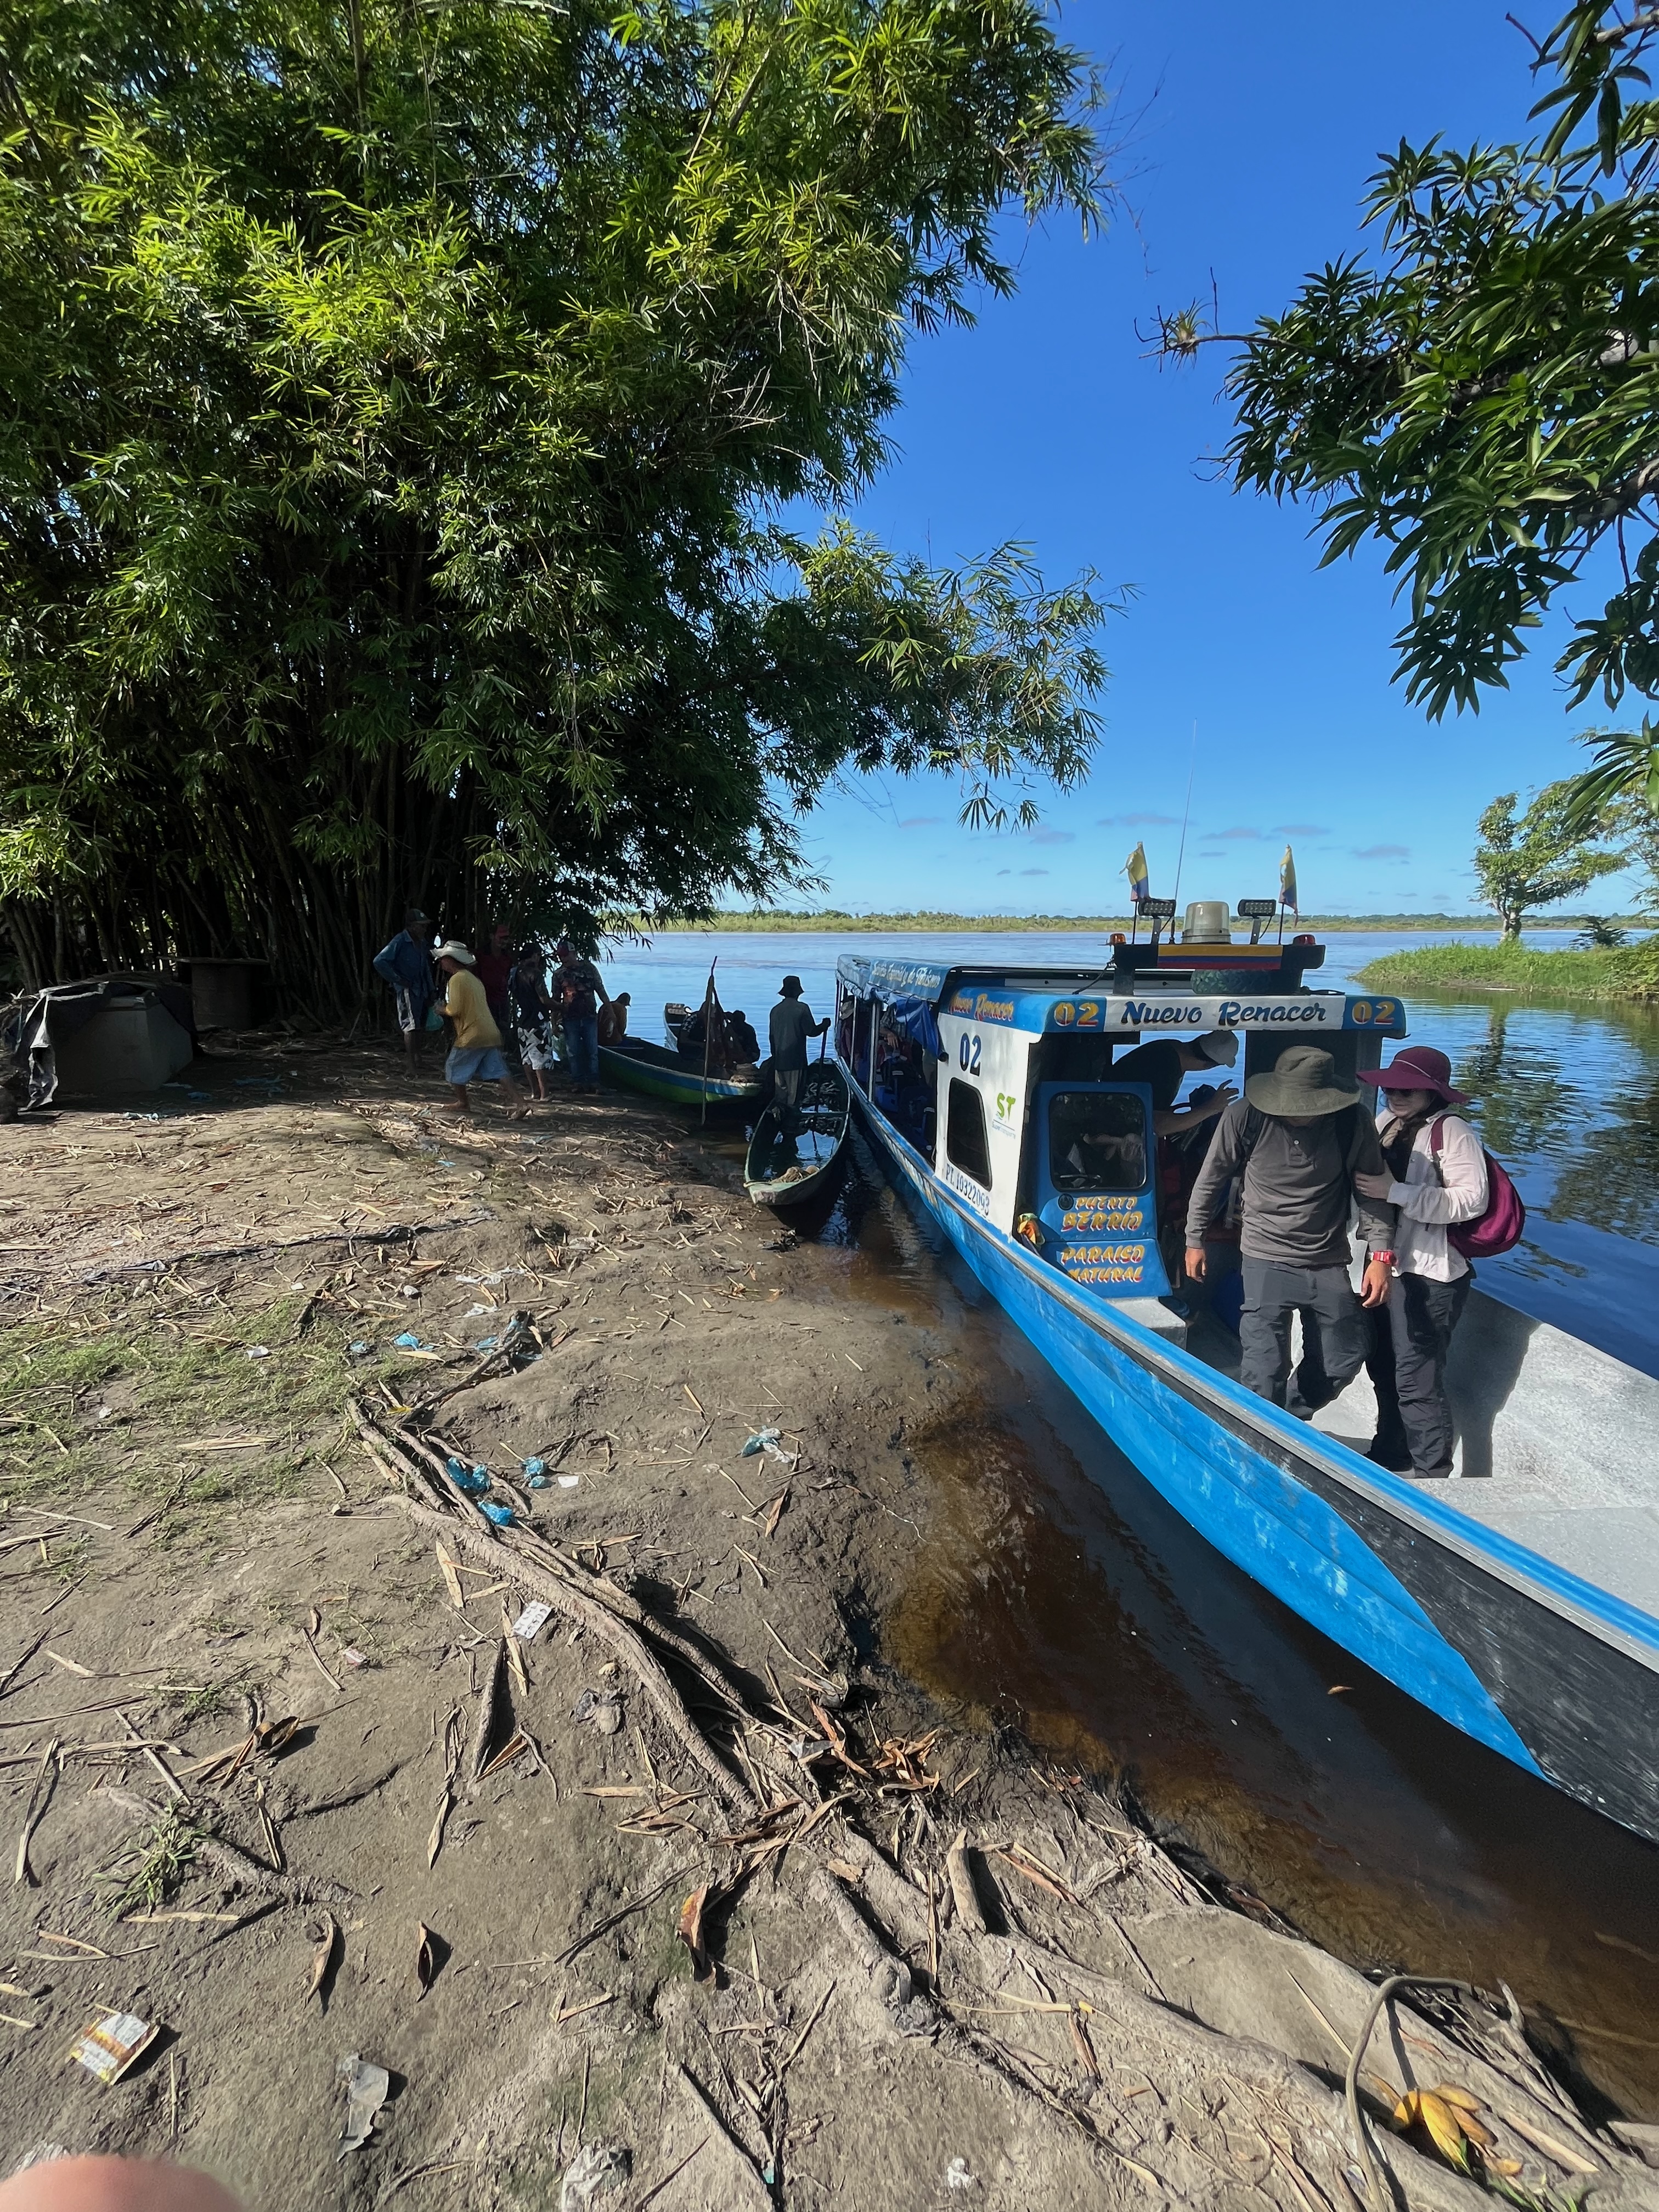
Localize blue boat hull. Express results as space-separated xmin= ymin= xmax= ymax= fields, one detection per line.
xmin=850 ymin=1086 xmax=1659 ymax=1843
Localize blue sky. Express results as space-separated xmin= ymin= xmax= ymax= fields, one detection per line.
xmin=781 ymin=0 xmax=1646 ymax=918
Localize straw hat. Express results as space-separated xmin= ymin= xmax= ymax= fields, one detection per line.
xmin=1244 ymin=1045 xmax=1359 ymax=1119
xmin=432 ymin=940 xmax=475 ymax=966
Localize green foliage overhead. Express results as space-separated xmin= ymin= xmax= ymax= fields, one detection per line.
xmin=1203 ymin=3 xmax=1659 ymax=723
xmin=0 ymin=0 xmax=1110 ymax=1004
xmin=1472 ymin=781 xmax=1624 ymax=938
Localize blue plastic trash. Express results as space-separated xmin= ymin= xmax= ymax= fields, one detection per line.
xmin=480 ymin=1502 xmax=516 ymax=1527
xmin=446 ymin=1463 xmax=490 ymax=1497
xmin=475 ymin=1336 xmax=498 ymax=1353
xmin=522 ymin=1457 xmax=545 ymax=1478
xmin=528 ymin=1475 xmax=549 ymax=1489
xmin=741 ymin=1427 xmax=781 ymax=1458
xmin=393 ymin=1331 xmax=422 ymax=1349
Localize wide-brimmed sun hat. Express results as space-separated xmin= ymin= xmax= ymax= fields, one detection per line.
xmin=1192 ymin=1028 xmax=1238 ymax=1068
xmin=433 ymin=939 xmax=475 ymax=966
xmin=1244 ymin=1045 xmax=1361 ymax=1119
xmin=1355 ymin=1043 xmax=1469 ymax=1105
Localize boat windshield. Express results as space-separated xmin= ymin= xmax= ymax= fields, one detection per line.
xmin=1048 ymin=1090 xmax=1147 ymax=1193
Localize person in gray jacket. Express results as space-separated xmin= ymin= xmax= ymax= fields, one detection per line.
xmin=1183 ymin=1045 xmax=1397 ymax=1415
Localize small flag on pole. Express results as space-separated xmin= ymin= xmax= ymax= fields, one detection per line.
xmin=1279 ymin=844 xmax=1299 ymax=915
xmin=1125 ymin=842 xmax=1149 ymax=909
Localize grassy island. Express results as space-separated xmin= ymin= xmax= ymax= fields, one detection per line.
xmin=1358 ymin=938 xmax=1659 ymax=1001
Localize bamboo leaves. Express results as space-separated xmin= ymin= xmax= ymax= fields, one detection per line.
xmin=0 ymin=0 xmax=1112 ymax=996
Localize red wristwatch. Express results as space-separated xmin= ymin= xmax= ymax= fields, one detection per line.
xmin=1370 ymin=1249 xmax=1397 ymax=1268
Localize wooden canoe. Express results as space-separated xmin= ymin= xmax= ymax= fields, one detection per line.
xmin=744 ymin=1060 xmax=850 ymax=1206
xmin=597 ymin=1037 xmax=761 ymax=1114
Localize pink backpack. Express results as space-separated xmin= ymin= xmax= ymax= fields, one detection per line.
xmin=1429 ymin=1115 xmax=1526 ymax=1259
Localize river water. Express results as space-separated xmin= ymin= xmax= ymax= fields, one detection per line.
xmin=599 ymin=928 xmax=1659 ymax=2111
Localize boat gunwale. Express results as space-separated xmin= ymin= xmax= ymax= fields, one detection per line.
xmin=844 ymin=1067 xmax=1659 ymax=1678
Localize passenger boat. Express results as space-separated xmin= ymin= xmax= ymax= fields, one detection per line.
xmin=744 ymin=1059 xmax=850 ymax=1207
xmin=596 ymin=1036 xmax=761 ymax=1115
xmin=835 ymin=915 xmax=1659 ymax=1844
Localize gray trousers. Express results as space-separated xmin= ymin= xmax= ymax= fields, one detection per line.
xmin=1366 ymin=1270 xmax=1471 ymax=1477
xmin=1239 ymin=1259 xmax=1369 ymax=1414
xmin=774 ymin=1064 xmax=805 ymax=1132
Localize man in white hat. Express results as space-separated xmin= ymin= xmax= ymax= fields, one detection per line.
xmin=1109 ymin=1028 xmax=1239 ymax=1136
xmin=432 ymin=941 xmax=531 ymax=1117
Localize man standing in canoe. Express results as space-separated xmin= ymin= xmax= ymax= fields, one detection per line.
xmin=1183 ymin=1045 xmax=1397 ymax=1417
xmin=769 ymin=975 xmax=829 ymax=1132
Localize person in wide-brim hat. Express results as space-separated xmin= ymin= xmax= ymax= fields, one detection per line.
xmin=1183 ymin=1042 xmax=1398 ymax=1422
xmin=1353 ymin=1043 xmax=1469 ymax=1105
xmin=1243 ymin=1043 xmax=1361 ymax=1120
xmin=1351 ymin=1042 xmax=1485 ymax=1480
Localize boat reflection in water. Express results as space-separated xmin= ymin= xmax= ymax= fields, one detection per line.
xmin=835 ymin=907 xmax=1659 ymax=1848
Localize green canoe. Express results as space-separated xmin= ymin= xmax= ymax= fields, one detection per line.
xmin=597 ymin=1037 xmax=762 ymax=1115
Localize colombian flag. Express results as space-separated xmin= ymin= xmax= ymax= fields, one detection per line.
xmin=1279 ymin=844 xmax=1299 ymax=915
xmin=1125 ymin=842 xmax=1149 ymax=908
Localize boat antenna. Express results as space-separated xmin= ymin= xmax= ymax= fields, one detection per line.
xmin=1171 ymin=721 xmax=1198 ymax=915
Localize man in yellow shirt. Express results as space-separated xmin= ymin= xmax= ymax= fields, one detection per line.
xmin=433 ymin=941 xmax=531 ymax=1116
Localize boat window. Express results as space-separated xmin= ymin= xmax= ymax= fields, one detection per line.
xmin=946 ymin=1079 xmax=992 ymax=1188
xmin=1048 ymin=1090 xmax=1147 ymax=1193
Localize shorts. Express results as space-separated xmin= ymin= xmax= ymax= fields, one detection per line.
xmin=445 ymin=1045 xmax=510 ymax=1086
xmin=393 ymin=984 xmax=431 ymax=1037
xmin=518 ymin=1024 xmax=554 ymax=1071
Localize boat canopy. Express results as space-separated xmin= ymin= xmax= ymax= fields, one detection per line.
xmin=836 ymin=953 xmax=955 ymax=1003
xmin=835 ymin=953 xmax=1408 ymax=1040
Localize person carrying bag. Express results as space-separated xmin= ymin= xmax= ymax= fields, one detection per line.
xmin=1353 ymin=1045 xmax=1496 ymax=1480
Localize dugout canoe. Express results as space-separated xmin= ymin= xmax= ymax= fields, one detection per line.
xmin=597 ymin=1037 xmax=762 ymax=1115
xmin=743 ymin=1060 xmax=850 ymax=1207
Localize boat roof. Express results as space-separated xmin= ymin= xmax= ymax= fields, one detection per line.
xmin=835 ymin=955 xmax=1408 ymax=1039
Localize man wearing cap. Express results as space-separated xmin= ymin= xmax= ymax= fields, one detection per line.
xmin=1183 ymin=1045 xmax=1397 ymax=1417
xmin=372 ymin=906 xmax=436 ymax=1071
xmin=769 ymin=976 xmax=829 ymax=1132
xmin=1110 ymin=1029 xmax=1239 ymax=1136
xmin=1352 ymin=1046 xmax=1488 ymax=1480
xmin=432 ymin=940 xmax=530 ymax=1115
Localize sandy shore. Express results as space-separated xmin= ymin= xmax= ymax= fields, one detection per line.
xmin=0 ymin=1039 xmax=1651 ymax=2209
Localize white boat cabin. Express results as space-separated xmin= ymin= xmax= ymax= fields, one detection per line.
xmin=835 ymin=941 xmax=1407 ymax=1305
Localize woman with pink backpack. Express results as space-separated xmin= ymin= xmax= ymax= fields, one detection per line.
xmin=1353 ymin=1043 xmax=1525 ymax=1481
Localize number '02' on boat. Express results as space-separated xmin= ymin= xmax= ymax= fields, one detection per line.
xmin=834 ymin=917 xmax=1659 ymax=1846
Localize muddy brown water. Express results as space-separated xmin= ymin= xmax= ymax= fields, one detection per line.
xmin=795 ymin=1139 xmax=1659 ymax=2120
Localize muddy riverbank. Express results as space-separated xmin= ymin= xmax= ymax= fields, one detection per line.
xmin=0 ymin=1039 xmax=1654 ymax=2209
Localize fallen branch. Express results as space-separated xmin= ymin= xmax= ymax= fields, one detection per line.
xmin=411 ymin=1310 xmax=531 ymax=1418
xmin=387 ymin=1494 xmax=754 ymax=1819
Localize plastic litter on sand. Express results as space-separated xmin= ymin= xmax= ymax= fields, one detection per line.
xmin=559 ymin=2143 xmax=630 ymax=2210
